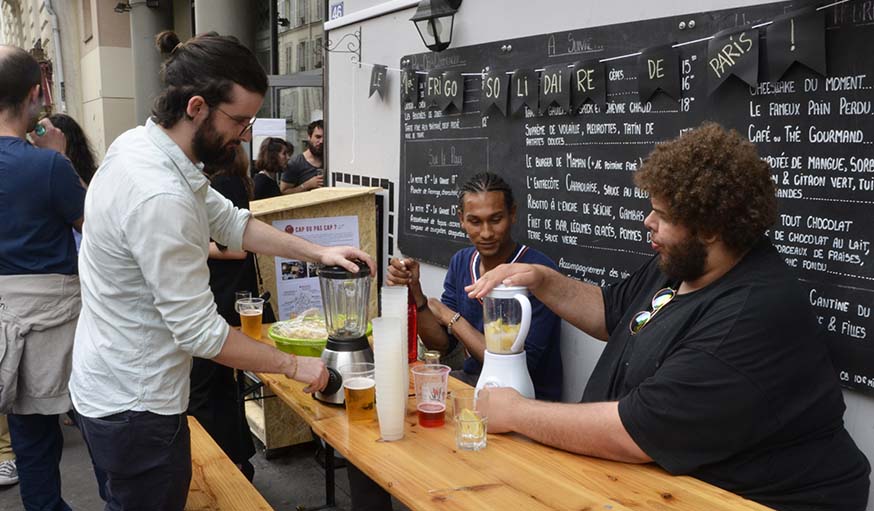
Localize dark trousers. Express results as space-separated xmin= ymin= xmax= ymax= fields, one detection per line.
xmin=7 ymin=414 xmax=71 ymax=511
xmin=78 ymin=410 xmax=191 ymax=511
xmin=347 ymin=463 xmax=393 ymax=511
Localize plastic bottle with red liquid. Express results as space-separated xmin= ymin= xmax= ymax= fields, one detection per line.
xmin=407 ymin=288 xmax=418 ymax=363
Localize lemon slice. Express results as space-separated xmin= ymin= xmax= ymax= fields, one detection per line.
xmin=459 ymin=408 xmax=484 ymax=437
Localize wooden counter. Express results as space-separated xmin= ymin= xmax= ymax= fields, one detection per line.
xmin=254 ymin=324 xmax=772 ymax=511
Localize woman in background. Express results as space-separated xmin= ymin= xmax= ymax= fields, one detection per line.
xmin=189 ymin=146 xmax=259 ymax=480
xmin=49 ymin=113 xmax=97 ymax=186
xmin=253 ymin=136 xmax=289 ymax=200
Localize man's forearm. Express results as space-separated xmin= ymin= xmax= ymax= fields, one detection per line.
xmin=212 ymin=328 xmax=295 ymax=375
xmin=241 ymin=218 xmax=321 ymax=262
xmin=417 ymin=308 xmax=453 ymax=353
xmin=280 ymin=181 xmax=307 ymax=194
xmin=534 ymin=267 xmax=609 ymax=341
xmin=508 ymin=399 xmax=652 ymax=463
xmin=448 ymin=319 xmax=485 ymax=362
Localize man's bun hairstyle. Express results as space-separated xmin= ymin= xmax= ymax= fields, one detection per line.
xmin=151 ymin=31 xmax=268 ymax=128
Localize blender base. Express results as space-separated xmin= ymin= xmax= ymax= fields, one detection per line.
xmin=315 ymin=336 xmax=374 ymax=404
xmin=475 ymin=350 xmax=535 ymax=399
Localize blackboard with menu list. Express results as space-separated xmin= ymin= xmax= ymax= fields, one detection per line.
xmin=399 ymin=0 xmax=874 ymax=394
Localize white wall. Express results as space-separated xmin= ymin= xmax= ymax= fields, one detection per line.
xmin=327 ymin=1 xmax=874 ymax=506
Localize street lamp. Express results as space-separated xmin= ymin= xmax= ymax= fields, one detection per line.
xmin=410 ymin=0 xmax=463 ymax=52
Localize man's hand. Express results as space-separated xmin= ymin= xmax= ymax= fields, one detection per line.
xmin=387 ymin=258 xmax=427 ymax=308
xmin=482 ymin=387 xmax=524 ymax=433
xmin=318 ymin=246 xmax=376 ymax=276
xmin=427 ymin=297 xmax=455 ymax=326
xmin=29 ymin=118 xmax=66 ymax=154
xmin=302 ymin=173 xmax=324 ymax=190
xmin=386 ymin=257 xmax=420 ymax=287
xmin=288 ymin=355 xmax=329 ymax=393
xmin=465 ymin=263 xmax=545 ymax=300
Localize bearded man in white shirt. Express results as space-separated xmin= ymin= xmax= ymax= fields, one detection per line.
xmin=70 ymin=31 xmax=373 ymax=511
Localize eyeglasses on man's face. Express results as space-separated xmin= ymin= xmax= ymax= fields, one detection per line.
xmin=628 ymin=287 xmax=676 ymax=335
xmin=214 ymin=105 xmax=256 ymax=137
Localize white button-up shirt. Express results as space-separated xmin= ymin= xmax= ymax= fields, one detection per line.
xmin=70 ymin=119 xmax=251 ymax=418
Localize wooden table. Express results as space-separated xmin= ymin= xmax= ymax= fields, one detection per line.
xmin=253 ymin=324 xmax=771 ymax=511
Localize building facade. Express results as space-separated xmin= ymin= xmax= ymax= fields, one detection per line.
xmin=0 ymin=0 xmax=325 ymax=160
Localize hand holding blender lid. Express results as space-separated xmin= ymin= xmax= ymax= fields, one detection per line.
xmin=477 ymin=284 xmax=535 ymax=399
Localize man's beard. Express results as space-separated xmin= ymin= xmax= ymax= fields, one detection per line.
xmin=309 ymin=141 xmax=323 ymax=157
xmin=193 ymin=114 xmax=237 ymax=168
xmin=659 ymin=235 xmax=708 ymax=282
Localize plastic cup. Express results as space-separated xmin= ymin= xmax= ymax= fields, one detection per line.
xmin=454 ymin=388 xmax=488 ymax=450
xmin=236 ymin=297 xmax=264 ymax=339
xmin=340 ymin=363 xmax=376 ymax=422
xmin=372 ymin=317 xmax=406 ymax=441
xmin=411 ymin=364 xmax=450 ymax=428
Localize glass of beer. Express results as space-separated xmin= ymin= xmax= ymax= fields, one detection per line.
xmin=235 ymin=297 xmax=264 ymax=339
xmin=340 ymin=363 xmax=376 ymax=421
xmin=411 ymin=364 xmax=450 ymax=428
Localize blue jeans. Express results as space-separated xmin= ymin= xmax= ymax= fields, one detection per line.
xmin=78 ymin=411 xmax=191 ymax=511
xmin=7 ymin=413 xmax=71 ymax=511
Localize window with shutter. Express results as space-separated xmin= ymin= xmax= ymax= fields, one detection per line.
xmin=314 ymin=38 xmax=323 ymax=68
xmin=285 ymin=45 xmax=293 ymax=74
xmin=298 ymin=41 xmax=306 ymax=72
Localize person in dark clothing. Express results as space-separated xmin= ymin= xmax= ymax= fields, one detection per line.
xmin=467 ymin=123 xmax=870 ymax=511
xmin=0 ymin=45 xmax=85 ymax=511
xmin=189 ymin=146 xmax=258 ymax=480
xmin=252 ymin=136 xmax=286 ymax=200
xmin=280 ymin=119 xmax=323 ymax=194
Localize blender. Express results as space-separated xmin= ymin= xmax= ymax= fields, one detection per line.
xmin=315 ymin=261 xmax=373 ymax=404
xmin=476 ymin=284 xmax=535 ymax=399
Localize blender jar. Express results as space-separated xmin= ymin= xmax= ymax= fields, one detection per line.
xmin=483 ymin=285 xmax=531 ymax=354
xmin=318 ymin=261 xmax=371 ymax=340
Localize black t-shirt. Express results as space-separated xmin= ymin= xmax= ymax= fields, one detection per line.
xmin=207 ymin=175 xmax=259 ymax=326
xmin=590 ymin=238 xmax=870 ymax=511
xmin=253 ymin=172 xmax=280 ymax=200
xmin=280 ymin=153 xmax=320 ymax=187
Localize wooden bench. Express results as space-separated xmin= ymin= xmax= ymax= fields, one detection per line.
xmin=186 ymin=416 xmax=273 ymax=511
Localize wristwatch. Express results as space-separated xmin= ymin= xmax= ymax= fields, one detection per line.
xmin=446 ymin=312 xmax=462 ymax=336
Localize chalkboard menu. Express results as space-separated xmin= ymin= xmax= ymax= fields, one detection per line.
xmin=399 ymin=0 xmax=874 ymax=394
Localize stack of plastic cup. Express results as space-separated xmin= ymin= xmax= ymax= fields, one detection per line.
xmin=372 ymin=315 xmax=406 ymax=441
xmin=380 ymin=286 xmax=409 ymax=391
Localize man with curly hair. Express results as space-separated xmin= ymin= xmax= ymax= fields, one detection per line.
xmin=466 ymin=123 xmax=870 ymax=511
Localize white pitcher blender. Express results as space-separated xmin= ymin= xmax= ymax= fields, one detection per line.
xmin=475 ymin=285 xmax=535 ymax=399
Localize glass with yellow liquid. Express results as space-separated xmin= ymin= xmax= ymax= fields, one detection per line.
xmin=340 ymin=363 xmax=376 ymax=421
xmin=235 ymin=297 xmax=264 ymax=339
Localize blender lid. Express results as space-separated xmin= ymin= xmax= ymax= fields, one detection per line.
xmin=317 ymin=260 xmax=371 ymax=279
xmin=486 ymin=284 xmax=530 ymax=299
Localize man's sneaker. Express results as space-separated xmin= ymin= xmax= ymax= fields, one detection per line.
xmin=0 ymin=459 xmax=18 ymax=485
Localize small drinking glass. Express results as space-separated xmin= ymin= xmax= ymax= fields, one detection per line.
xmin=453 ymin=388 xmax=488 ymax=451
